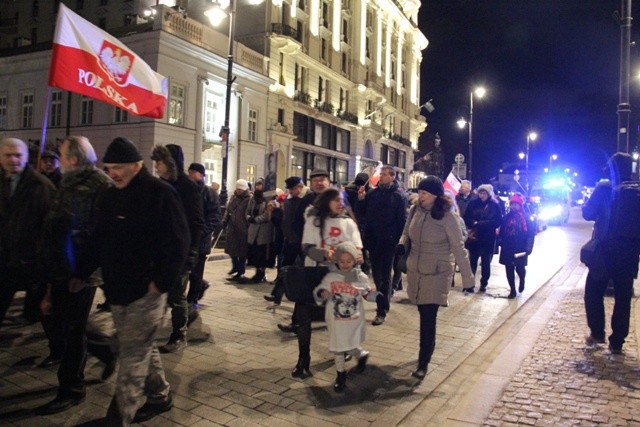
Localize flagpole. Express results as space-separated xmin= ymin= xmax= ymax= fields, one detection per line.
xmin=38 ymin=87 xmax=53 ymax=165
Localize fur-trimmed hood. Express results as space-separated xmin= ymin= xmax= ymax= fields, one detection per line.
xmin=151 ymin=145 xmax=178 ymax=182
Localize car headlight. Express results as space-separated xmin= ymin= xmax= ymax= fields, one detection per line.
xmin=539 ymin=205 xmax=562 ymax=220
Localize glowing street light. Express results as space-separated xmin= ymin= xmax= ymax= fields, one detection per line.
xmin=525 ymin=131 xmax=537 ymax=193
xmin=549 ymin=153 xmax=558 ymax=170
xmin=457 ymin=86 xmax=486 ymax=185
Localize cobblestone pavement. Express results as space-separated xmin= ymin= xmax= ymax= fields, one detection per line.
xmin=1 ymin=212 xmax=638 ymax=426
xmin=484 ymin=281 xmax=640 ymax=427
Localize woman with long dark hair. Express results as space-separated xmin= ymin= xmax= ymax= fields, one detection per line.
xmin=398 ymin=176 xmax=474 ymax=379
xmin=291 ymin=188 xmax=363 ymax=379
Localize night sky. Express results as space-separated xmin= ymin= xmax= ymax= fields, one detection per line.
xmin=417 ymin=1 xmax=638 ymax=186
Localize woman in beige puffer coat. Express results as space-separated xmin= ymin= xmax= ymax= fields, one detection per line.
xmin=397 ymin=176 xmax=474 ymax=379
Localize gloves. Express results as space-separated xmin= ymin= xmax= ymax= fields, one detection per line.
xmin=395 ymin=244 xmax=406 ymax=257
xmin=247 ymin=217 xmax=256 ymax=224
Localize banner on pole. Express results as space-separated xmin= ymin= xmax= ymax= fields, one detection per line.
xmin=48 ymin=3 xmax=168 ymax=118
xmin=443 ymin=171 xmax=462 ymax=196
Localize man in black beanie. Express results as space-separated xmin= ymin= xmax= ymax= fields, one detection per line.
xmin=151 ymin=144 xmax=204 ymax=353
xmin=78 ymin=136 xmax=189 ymax=424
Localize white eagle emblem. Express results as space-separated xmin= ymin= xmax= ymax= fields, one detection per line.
xmin=97 ymin=40 xmax=134 ymax=86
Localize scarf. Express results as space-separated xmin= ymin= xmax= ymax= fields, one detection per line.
xmin=502 ymin=210 xmax=527 ymax=238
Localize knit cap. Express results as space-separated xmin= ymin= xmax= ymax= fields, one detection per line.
xmin=417 ymin=176 xmax=444 ymax=196
xmin=103 ymin=137 xmax=142 ymax=163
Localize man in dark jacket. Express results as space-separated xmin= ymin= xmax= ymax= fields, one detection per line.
xmin=463 ymin=183 xmax=502 ymax=293
xmin=187 ymin=162 xmax=221 ymax=319
xmin=0 ymin=137 xmax=55 ymax=326
xmin=152 ymin=145 xmax=204 ymax=353
xmin=455 ymin=180 xmax=476 ymax=218
xmin=582 ymin=152 xmax=640 ymax=354
xmin=357 ymin=166 xmax=407 ymax=325
xmin=264 ymin=176 xmax=307 ymax=304
xmin=36 ymin=136 xmax=112 ymax=415
xmin=81 ymin=137 xmax=189 ymax=424
xmin=344 ymin=172 xmax=370 ymax=273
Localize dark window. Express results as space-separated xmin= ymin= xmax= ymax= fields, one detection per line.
xmin=30 ymin=28 xmax=37 ymax=44
xmin=32 ymin=1 xmax=39 ymax=17
xmin=76 ymin=0 xmax=84 ymax=10
xmin=277 ymin=108 xmax=284 ymax=125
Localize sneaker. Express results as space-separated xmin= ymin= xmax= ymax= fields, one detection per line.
xmin=412 ymin=367 xmax=427 ymax=380
xmin=518 ymin=283 xmax=525 ymax=293
xmin=463 ymin=287 xmax=475 ymax=294
xmin=228 ymin=274 xmax=246 ymax=282
xmin=159 ymin=336 xmax=187 ymax=353
xmin=372 ymin=316 xmax=385 ymax=326
xmin=585 ymin=335 xmax=605 ymax=346
xmin=507 ymin=290 xmax=517 ymax=299
xmin=132 ymin=392 xmax=173 ymax=423
xmin=479 ymin=285 xmax=487 ymax=292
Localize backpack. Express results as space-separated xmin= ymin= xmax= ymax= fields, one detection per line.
xmin=609 ymin=181 xmax=640 ymax=239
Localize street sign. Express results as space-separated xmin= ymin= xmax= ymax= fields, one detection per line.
xmin=454 ymin=153 xmax=465 ymax=164
xmin=452 ymin=163 xmax=467 ymax=179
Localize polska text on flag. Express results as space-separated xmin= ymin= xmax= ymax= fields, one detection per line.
xmin=48 ymin=3 xmax=168 ymax=118
xmin=443 ymin=171 xmax=462 ymax=196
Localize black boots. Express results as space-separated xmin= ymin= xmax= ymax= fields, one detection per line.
xmin=333 ymin=371 xmax=347 ymax=392
xmin=291 ymin=357 xmax=312 ymax=379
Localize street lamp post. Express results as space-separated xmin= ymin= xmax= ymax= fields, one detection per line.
xmin=525 ymin=131 xmax=537 ymax=194
xmin=460 ymin=87 xmax=485 ymax=186
xmin=205 ymin=0 xmax=237 ymax=206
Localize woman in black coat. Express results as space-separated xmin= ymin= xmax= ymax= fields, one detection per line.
xmin=498 ymin=193 xmax=535 ymax=299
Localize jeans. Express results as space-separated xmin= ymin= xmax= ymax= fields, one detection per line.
xmin=167 ymin=272 xmax=190 ymax=339
xmin=468 ymin=244 xmax=494 ymax=287
xmin=187 ymin=254 xmax=207 ymax=304
xmin=50 ymin=285 xmax=97 ymax=398
xmin=369 ymin=245 xmax=395 ymax=317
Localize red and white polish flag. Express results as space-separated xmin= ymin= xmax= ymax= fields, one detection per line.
xmin=443 ymin=171 xmax=462 ymax=196
xmin=48 ymin=3 xmax=167 ymax=118
xmin=369 ymin=162 xmax=383 ymax=187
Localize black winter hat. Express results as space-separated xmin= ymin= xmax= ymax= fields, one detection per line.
xmin=417 ymin=176 xmax=444 ymax=196
xmin=354 ymin=172 xmax=369 ymax=186
xmin=103 ymin=137 xmax=142 ymax=163
xmin=41 ymin=150 xmax=59 ymax=160
xmin=165 ymin=144 xmax=185 ymax=172
xmin=285 ymin=176 xmax=304 ymax=189
xmin=188 ymin=162 xmax=206 ymax=175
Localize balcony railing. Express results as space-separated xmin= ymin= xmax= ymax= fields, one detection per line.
xmin=315 ymin=100 xmax=334 ymax=115
xmin=271 ymin=23 xmax=297 ymax=39
xmin=294 ymin=90 xmax=313 ymax=106
xmin=337 ymin=110 xmax=358 ymax=125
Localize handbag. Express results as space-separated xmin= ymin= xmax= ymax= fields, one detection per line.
xmin=397 ymin=205 xmax=417 ymax=274
xmin=282 ymin=265 xmax=329 ymax=303
xmin=580 ymin=237 xmax=600 ymax=267
xmin=397 ymin=240 xmax=411 ymax=274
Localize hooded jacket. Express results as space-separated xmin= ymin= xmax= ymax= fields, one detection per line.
xmin=152 ymin=145 xmax=205 ymax=264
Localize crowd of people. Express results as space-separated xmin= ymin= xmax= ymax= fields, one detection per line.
xmin=7 ymin=135 xmax=636 ymax=423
